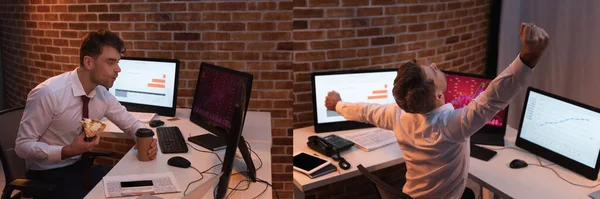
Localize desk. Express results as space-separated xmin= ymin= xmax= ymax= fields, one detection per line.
xmin=293 ymin=125 xmax=600 ymax=199
xmin=469 ymin=127 xmax=600 ymax=199
xmin=293 ymin=127 xmax=404 ymax=198
xmin=86 ymin=109 xmax=273 ymax=199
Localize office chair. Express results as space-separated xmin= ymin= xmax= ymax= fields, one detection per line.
xmin=357 ymin=164 xmax=413 ymax=199
xmin=0 ymin=107 xmax=112 ymax=199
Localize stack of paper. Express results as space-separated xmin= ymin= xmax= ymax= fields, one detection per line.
xmin=340 ymin=129 xmax=397 ymax=152
xmin=102 ymin=172 xmax=181 ymax=198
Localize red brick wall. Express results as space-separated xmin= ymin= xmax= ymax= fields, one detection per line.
xmin=293 ymin=0 xmax=492 ymax=128
xmin=0 ymin=0 xmax=293 ymax=198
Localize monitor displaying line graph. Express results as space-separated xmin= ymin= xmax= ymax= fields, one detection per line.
xmin=313 ymin=70 xmax=397 ymax=124
xmin=519 ymin=89 xmax=600 ymax=168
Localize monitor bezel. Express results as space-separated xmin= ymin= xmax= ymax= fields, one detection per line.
xmin=441 ymin=70 xmax=509 ymax=135
xmin=311 ymin=68 xmax=397 ymax=133
xmin=516 ymin=87 xmax=600 ymax=180
xmin=113 ymin=56 xmax=179 ymax=117
xmin=190 ymin=62 xmax=253 ymax=139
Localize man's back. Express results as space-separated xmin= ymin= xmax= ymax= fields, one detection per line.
xmin=395 ymin=104 xmax=469 ymax=198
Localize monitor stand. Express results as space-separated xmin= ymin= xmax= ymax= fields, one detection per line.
xmin=470 ymin=132 xmax=505 ymax=146
xmin=237 ymin=136 xmax=256 ymax=182
xmin=187 ymin=134 xmax=257 ymax=181
xmin=188 ymin=134 xmax=227 ymax=151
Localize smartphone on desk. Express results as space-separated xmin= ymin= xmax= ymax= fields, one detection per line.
xmin=120 ymin=180 xmax=155 ymax=196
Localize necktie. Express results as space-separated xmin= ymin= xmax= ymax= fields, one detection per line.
xmin=81 ymin=96 xmax=90 ymax=119
xmin=82 ymin=96 xmax=91 ymax=142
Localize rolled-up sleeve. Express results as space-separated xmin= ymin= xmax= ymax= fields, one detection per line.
xmin=442 ymin=55 xmax=533 ymax=142
xmin=15 ymin=86 xmax=63 ymax=162
xmin=103 ymin=93 xmax=145 ymax=140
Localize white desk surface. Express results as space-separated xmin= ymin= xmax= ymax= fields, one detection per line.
xmin=86 ymin=108 xmax=273 ymax=199
xmin=293 ymin=125 xmax=600 ymax=199
xmin=469 ymin=126 xmax=600 ymax=199
xmin=292 ymin=126 xmax=404 ymax=192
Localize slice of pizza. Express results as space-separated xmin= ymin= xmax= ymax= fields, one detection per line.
xmin=80 ymin=118 xmax=106 ymax=138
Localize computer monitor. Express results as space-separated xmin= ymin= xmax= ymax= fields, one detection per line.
xmin=108 ymin=57 xmax=179 ymax=117
xmin=312 ymin=69 xmax=398 ymax=133
xmin=190 ymin=63 xmax=253 ymax=140
xmin=215 ymin=81 xmax=255 ymax=199
xmin=442 ymin=70 xmax=508 ymax=146
xmin=516 ymin=87 xmax=600 ymax=180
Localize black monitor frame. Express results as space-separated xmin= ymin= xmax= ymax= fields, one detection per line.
xmin=441 ymin=70 xmax=509 ymax=143
xmin=516 ymin=87 xmax=600 ymax=180
xmin=112 ymin=57 xmax=179 ymax=117
xmin=215 ymin=81 xmax=253 ymax=199
xmin=311 ymin=68 xmax=397 ymax=133
xmin=190 ymin=62 xmax=253 ymax=140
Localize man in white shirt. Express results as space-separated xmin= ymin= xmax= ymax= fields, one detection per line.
xmin=325 ymin=23 xmax=549 ymax=199
xmin=15 ymin=29 xmax=159 ymax=199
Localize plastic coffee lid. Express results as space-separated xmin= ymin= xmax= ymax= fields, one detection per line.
xmin=135 ymin=128 xmax=155 ymax=137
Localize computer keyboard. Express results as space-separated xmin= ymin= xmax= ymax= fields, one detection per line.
xmin=157 ymin=126 xmax=189 ymax=154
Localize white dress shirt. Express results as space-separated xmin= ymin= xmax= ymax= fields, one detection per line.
xmin=15 ymin=69 xmax=145 ymax=171
xmin=335 ymin=55 xmax=532 ymax=199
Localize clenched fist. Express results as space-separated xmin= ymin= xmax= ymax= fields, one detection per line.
xmin=519 ymin=23 xmax=549 ymax=68
xmin=325 ymin=90 xmax=342 ymax=110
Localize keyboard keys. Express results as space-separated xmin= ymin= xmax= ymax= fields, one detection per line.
xmin=157 ymin=126 xmax=188 ymax=153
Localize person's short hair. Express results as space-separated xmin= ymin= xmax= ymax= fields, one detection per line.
xmin=392 ymin=60 xmax=437 ymax=114
xmin=79 ymin=29 xmax=125 ymax=67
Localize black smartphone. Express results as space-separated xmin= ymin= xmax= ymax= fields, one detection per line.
xmin=120 ymin=180 xmax=153 ymax=188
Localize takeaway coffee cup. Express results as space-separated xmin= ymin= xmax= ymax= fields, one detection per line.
xmin=135 ymin=128 xmax=155 ymax=161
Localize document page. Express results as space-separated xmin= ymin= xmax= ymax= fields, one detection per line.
xmin=102 ymin=172 xmax=181 ymax=198
xmin=340 ymin=129 xmax=397 ymax=152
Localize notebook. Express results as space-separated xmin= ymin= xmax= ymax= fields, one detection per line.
xmin=305 ymin=163 xmax=337 ymax=179
xmin=339 ymin=129 xmax=397 ymax=152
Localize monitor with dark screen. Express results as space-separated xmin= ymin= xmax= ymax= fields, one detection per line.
xmin=190 ymin=63 xmax=253 ymax=139
xmin=443 ymin=71 xmax=508 ymax=146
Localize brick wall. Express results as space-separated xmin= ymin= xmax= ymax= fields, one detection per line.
xmin=293 ymin=0 xmax=492 ymax=128
xmin=0 ymin=0 xmax=293 ymax=198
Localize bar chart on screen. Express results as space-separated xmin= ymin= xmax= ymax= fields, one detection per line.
xmin=314 ymin=71 xmax=397 ymax=124
xmin=110 ymin=60 xmax=176 ymax=108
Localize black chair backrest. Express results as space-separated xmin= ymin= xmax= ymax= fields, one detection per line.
xmin=357 ymin=164 xmax=413 ymax=199
xmin=0 ymin=107 xmax=27 ymax=184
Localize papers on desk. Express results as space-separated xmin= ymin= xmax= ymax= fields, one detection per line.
xmin=102 ymin=172 xmax=181 ymax=198
xmin=339 ymin=129 xmax=397 ymax=152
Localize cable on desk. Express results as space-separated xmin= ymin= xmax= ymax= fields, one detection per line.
xmin=254 ymin=178 xmax=279 ymax=199
xmin=187 ymin=142 xmax=223 ymax=163
xmin=231 ymin=141 xmax=263 ymax=176
xmin=184 ymin=166 xmax=204 ymax=196
xmin=526 ymin=156 xmax=600 ymax=188
xmin=487 ymin=146 xmax=556 ymax=166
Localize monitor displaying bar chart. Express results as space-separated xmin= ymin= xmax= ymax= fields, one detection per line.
xmin=313 ymin=69 xmax=397 ymax=124
xmin=108 ymin=57 xmax=179 ymax=115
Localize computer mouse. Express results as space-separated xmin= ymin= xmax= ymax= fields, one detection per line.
xmin=167 ymin=156 xmax=191 ymax=168
xmin=149 ymin=119 xmax=164 ymax=127
xmin=509 ymin=159 xmax=528 ymax=169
